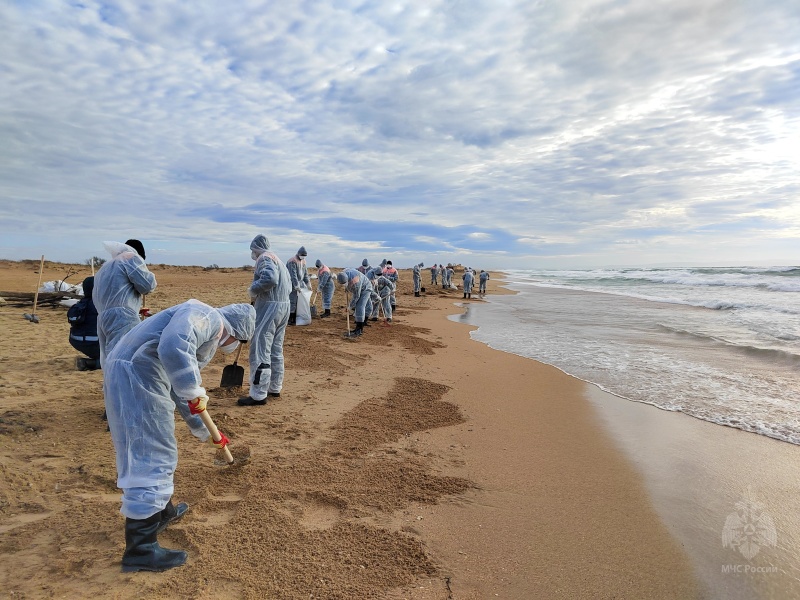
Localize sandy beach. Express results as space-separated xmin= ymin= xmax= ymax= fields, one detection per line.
xmin=1 ymin=259 xmax=702 ymax=599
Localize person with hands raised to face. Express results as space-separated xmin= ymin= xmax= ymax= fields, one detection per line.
xmin=93 ymin=238 xmax=157 ymax=365
xmin=103 ymin=300 xmax=255 ymax=572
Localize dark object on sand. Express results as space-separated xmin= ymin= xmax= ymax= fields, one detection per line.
xmin=220 ymin=344 xmax=245 ymax=388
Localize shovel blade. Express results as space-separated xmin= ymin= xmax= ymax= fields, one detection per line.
xmin=310 ymin=306 xmax=318 ymax=317
xmin=220 ymin=364 xmax=245 ymax=388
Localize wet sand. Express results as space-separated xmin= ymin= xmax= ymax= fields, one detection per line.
xmin=1 ymin=259 xmax=702 ymax=598
xmin=585 ymin=385 xmax=800 ymax=599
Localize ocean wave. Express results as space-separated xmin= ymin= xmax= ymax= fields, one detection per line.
xmin=507 ymin=267 xmax=800 ymax=292
xmin=655 ymin=324 xmax=800 ymax=363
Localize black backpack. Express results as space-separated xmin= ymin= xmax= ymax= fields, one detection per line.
xmin=67 ymin=299 xmax=90 ymax=325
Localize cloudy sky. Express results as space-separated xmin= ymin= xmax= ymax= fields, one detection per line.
xmin=1 ymin=0 xmax=798 ymax=269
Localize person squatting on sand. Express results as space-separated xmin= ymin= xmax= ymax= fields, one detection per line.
xmin=103 ymin=300 xmax=255 ymax=572
xmin=412 ymin=262 xmax=424 ymax=297
xmin=338 ymin=267 xmax=372 ymax=338
xmin=479 ymin=269 xmax=490 ymax=295
xmin=93 ymin=239 xmax=157 ymax=365
xmin=286 ymin=246 xmax=310 ymax=326
xmin=68 ymin=275 xmax=101 ymax=371
xmin=239 ymin=234 xmax=291 ymax=407
xmin=462 ymin=267 xmax=474 ymax=299
xmin=314 ymin=259 xmax=335 ymax=318
xmin=367 ymin=268 xmax=394 ymax=322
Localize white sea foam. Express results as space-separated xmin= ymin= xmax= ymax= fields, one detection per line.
xmin=459 ymin=267 xmax=800 ymax=446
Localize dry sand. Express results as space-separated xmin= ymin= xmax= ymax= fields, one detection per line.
xmin=0 ymin=260 xmax=701 ymax=599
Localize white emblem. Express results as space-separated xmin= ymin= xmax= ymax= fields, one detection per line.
xmin=722 ymin=489 xmax=777 ymax=560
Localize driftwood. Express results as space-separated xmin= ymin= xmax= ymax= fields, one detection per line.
xmin=0 ymin=290 xmax=83 ymax=309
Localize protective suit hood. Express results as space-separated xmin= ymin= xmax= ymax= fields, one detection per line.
xmin=82 ymin=276 xmax=95 ymax=298
xmin=103 ymin=241 xmax=139 ymax=260
xmin=217 ymin=303 xmax=256 ymax=342
xmin=250 ymin=234 xmax=271 ymax=256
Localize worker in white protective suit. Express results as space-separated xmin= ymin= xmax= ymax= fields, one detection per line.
xmin=462 ymin=267 xmax=475 ymax=299
xmin=93 ymin=239 xmax=157 ymax=366
xmin=337 ymin=268 xmax=372 ymax=338
xmin=367 ymin=268 xmax=394 ymax=322
xmin=412 ymin=262 xmax=424 ymax=296
xmin=238 ymin=234 xmax=292 ymax=406
xmin=103 ymin=300 xmax=255 ymax=572
xmin=315 ymin=259 xmax=335 ymax=318
xmin=286 ymin=246 xmax=310 ymax=326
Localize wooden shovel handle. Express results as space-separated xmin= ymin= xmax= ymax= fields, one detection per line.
xmin=232 ymin=343 xmax=243 ymax=365
xmin=31 ymin=255 xmax=45 ymax=317
xmin=198 ymin=409 xmax=234 ymax=464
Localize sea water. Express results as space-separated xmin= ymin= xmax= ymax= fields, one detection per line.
xmin=453 ymin=266 xmax=800 ymax=445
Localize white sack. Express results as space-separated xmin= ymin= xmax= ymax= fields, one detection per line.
xmin=295 ymin=288 xmax=313 ymax=326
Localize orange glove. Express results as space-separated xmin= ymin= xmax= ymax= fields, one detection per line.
xmin=188 ymin=395 xmax=208 ymax=415
xmin=210 ymin=431 xmax=230 ymax=449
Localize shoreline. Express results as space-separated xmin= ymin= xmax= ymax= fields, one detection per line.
xmin=443 ymin=277 xmax=800 ymax=599
xmin=392 ymin=292 xmax=702 ymax=598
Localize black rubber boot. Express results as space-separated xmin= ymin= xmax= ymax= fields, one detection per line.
xmin=288 ymin=312 xmax=296 ymax=326
xmin=121 ymin=513 xmax=187 ymax=573
xmin=157 ymin=500 xmax=188 ymax=534
xmin=415 ymin=291 xmax=420 ymax=297
xmin=237 ymin=396 xmax=267 ymax=406
xmin=345 ymin=321 xmax=364 ymax=338
xmin=321 ymin=309 xmax=331 ymax=318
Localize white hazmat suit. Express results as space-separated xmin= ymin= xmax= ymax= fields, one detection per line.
xmin=103 ymin=300 xmax=255 ymax=519
xmin=246 ymin=235 xmax=292 ymax=401
xmin=94 ymin=241 xmax=157 ymax=365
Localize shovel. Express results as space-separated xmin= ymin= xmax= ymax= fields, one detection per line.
xmin=220 ymin=343 xmax=245 ymax=388
xmin=197 ymin=408 xmax=235 ymax=465
xmin=309 ymin=290 xmax=319 ymax=317
xmin=24 ymin=255 xmax=45 ymax=324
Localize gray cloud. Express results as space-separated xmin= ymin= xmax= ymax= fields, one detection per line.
xmin=0 ymin=0 xmax=798 ymax=268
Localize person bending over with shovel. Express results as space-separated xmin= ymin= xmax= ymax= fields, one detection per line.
xmin=104 ymin=300 xmax=255 ymax=572
xmin=367 ymin=268 xmax=394 ymax=323
xmin=337 ymin=268 xmax=372 ymax=338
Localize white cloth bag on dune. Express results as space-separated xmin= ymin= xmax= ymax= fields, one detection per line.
xmin=295 ymin=287 xmax=313 ymax=325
